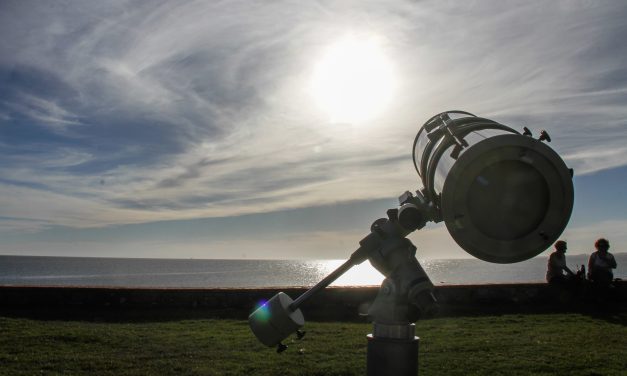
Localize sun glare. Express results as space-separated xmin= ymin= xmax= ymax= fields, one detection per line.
xmin=310 ymin=35 xmax=396 ymax=123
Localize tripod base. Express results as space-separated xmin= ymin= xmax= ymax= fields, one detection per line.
xmin=367 ymin=324 xmax=419 ymax=376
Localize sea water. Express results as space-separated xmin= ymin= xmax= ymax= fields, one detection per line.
xmin=0 ymin=254 xmax=625 ymax=288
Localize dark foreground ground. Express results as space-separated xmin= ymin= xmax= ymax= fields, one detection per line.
xmin=1 ymin=312 xmax=626 ymax=376
xmin=1 ymin=283 xmax=625 ymax=375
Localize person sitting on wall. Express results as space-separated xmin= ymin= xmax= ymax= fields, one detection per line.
xmin=587 ymin=238 xmax=617 ymax=287
xmin=546 ymin=240 xmax=575 ymax=284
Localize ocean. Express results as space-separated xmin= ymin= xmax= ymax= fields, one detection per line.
xmin=0 ymin=254 xmax=625 ymax=288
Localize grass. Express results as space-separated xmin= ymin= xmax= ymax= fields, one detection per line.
xmin=0 ymin=313 xmax=625 ymax=375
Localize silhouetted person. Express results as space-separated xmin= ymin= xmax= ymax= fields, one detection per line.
xmin=546 ymin=240 xmax=575 ymax=284
xmin=576 ymin=264 xmax=586 ymax=280
xmin=587 ymin=238 xmax=617 ymax=287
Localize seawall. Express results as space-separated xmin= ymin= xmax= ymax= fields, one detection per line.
xmin=1 ymin=282 xmax=625 ymax=321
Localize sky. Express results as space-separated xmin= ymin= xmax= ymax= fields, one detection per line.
xmin=1 ymin=0 xmax=626 ymax=260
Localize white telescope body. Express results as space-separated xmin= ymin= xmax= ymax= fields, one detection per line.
xmin=413 ymin=111 xmax=574 ymax=263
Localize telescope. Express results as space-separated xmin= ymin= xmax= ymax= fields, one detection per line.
xmin=248 ymin=111 xmax=574 ymax=375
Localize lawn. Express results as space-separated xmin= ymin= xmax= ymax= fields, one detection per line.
xmin=0 ymin=313 xmax=625 ymax=375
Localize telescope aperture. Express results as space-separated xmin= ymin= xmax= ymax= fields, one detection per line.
xmin=466 ymin=159 xmax=549 ymax=241
xmin=413 ymin=112 xmax=574 ymax=263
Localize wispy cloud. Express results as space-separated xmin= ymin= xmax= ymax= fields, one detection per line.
xmin=11 ymin=93 xmax=82 ymax=130
xmin=563 ymin=145 xmax=627 ymax=175
xmin=1 ymin=1 xmax=626 ymax=233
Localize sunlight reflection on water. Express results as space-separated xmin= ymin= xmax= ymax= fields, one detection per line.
xmin=314 ymin=260 xmax=384 ymax=287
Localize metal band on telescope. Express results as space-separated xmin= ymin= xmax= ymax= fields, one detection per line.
xmin=413 ymin=111 xmax=519 ymax=205
xmin=412 ymin=111 xmax=476 ymax=178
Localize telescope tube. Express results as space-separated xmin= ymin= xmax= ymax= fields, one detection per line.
xmin=413 ymin=111 xmax=574 ymax=263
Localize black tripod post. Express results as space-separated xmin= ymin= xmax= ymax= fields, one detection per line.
xmin=367 ymin=323 xmax=419 ymax=376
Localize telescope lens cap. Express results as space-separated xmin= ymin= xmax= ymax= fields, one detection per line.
xmin=441 ymin=134 xmax=573 ymax=263
xmin=466 ymin=160 xmax=549 ymax=241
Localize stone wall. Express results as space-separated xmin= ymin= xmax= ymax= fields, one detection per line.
xmin=0 ymin=282 xmax=624 ymax=321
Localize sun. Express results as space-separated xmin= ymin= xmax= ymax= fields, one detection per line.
xmin=310 ymin=35 xmax=396 ymax=123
